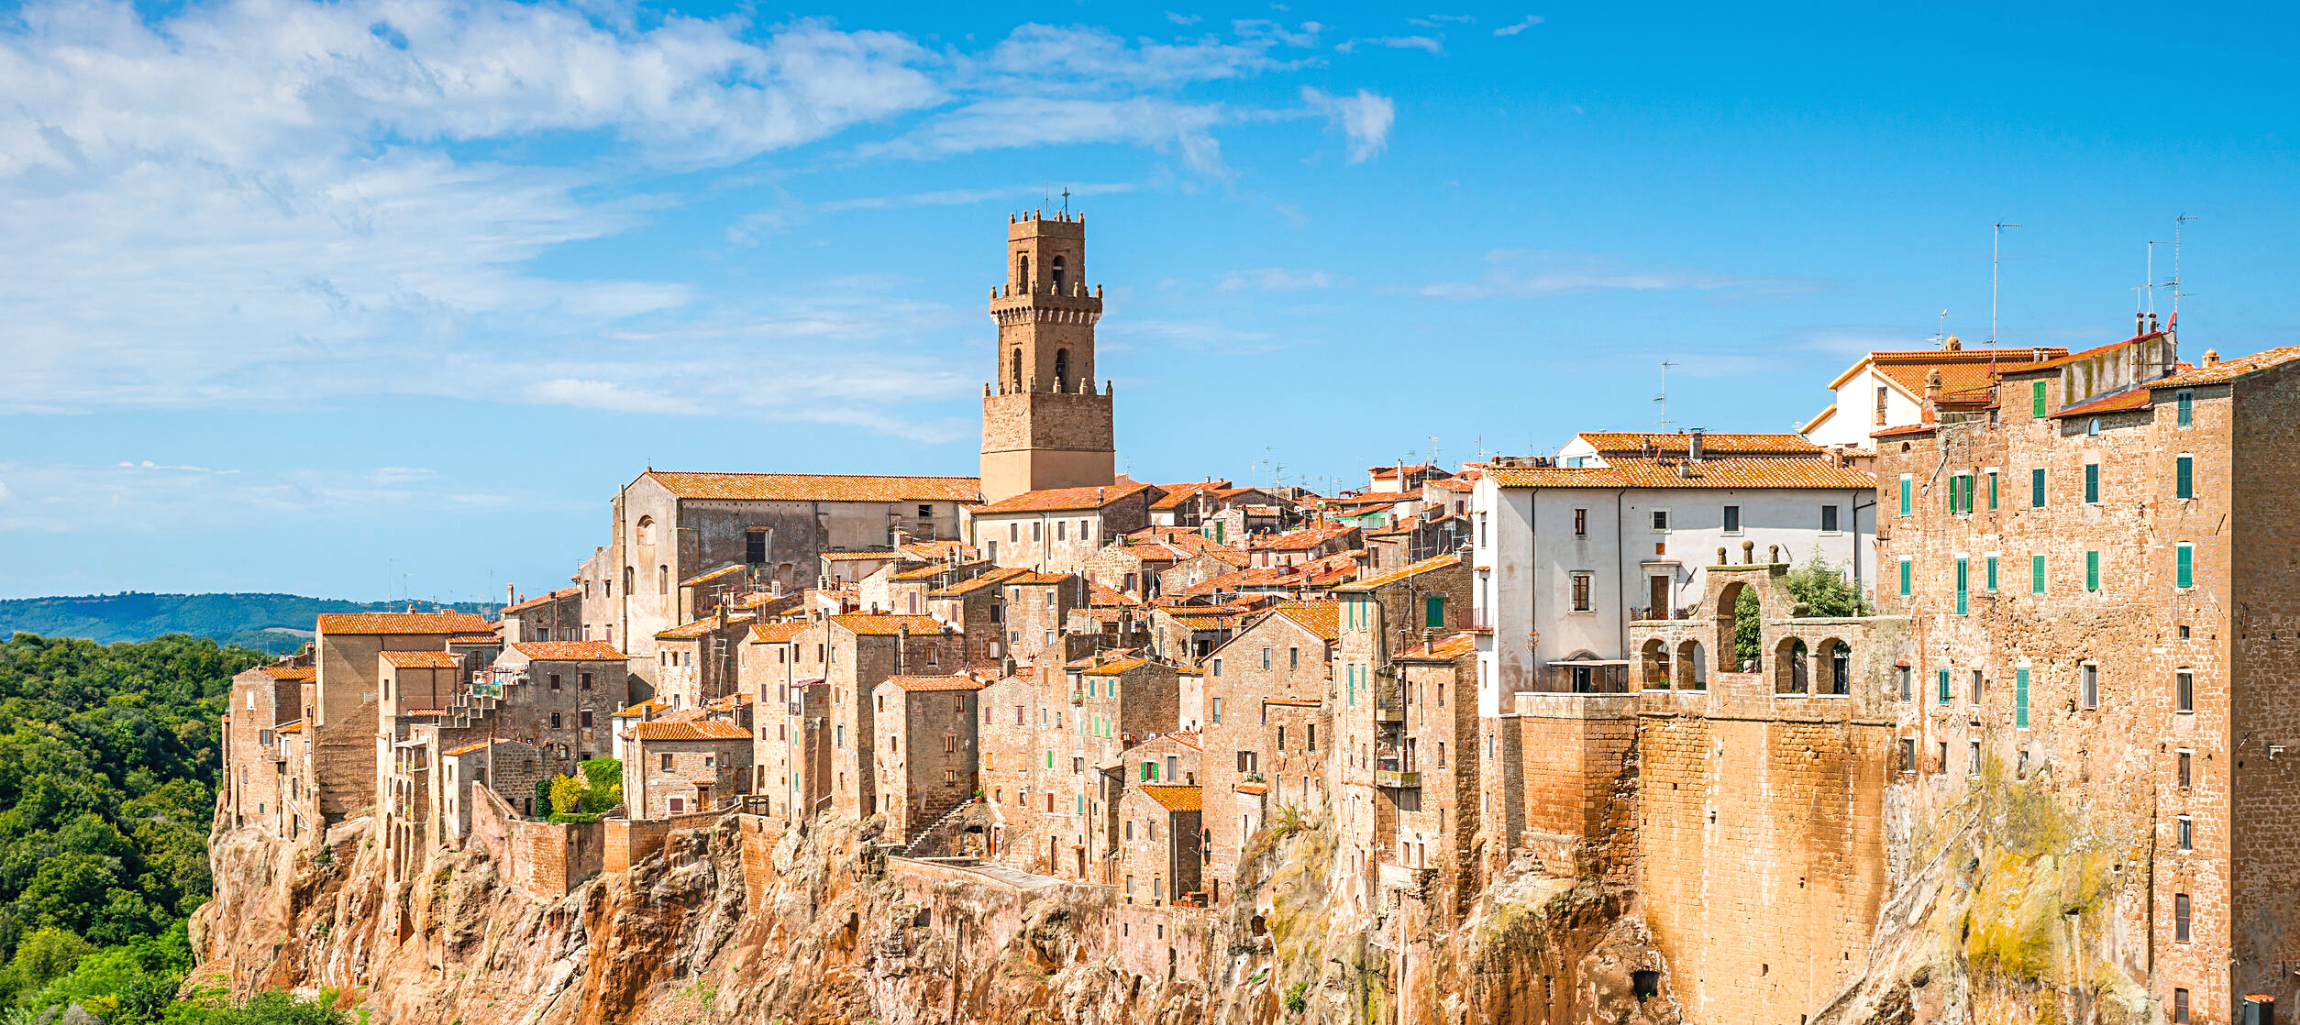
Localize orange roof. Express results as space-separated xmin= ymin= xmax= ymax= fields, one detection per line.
xmin=900 ymin=539 xmax=972 ymax=561
xmin=257 ymin=662 xmax=315 ymax=682
xmin=822 ymin=549 xmax=905 ymax=561
xmin=319 ymin=612 xmax=493 ymax=636
xmin=1487 ymin=457 xmax=1873 ymax=491
xmin=1150 ymin=481 xmax=1230 ymax=509
xmin=1270 ymin=600 xmax=1341 ymax=641
xmin=1396 ymin=633 xmax=1479 ymax=661
xmin=642 ymin=471 xmax=979 ymax=503
xmin=1577 ymin=431 xmax=1819 ymax=457
xmin=829 ymin=613 xmax=952 ymax=637
xmin=1136 ymin=783 xmax=1202 ymax=813
xmin=1844 ymin=346 xmax=2069 ymax=401
xmin=930 ymin=566 xmax=1032 ymax=597
xmin=656 ymin=614 xmax=754 ymax=640
xmin=379 ymin=650 xmax=458 ymax=669
xmin=969 ymin=482 xmax=1158 ymax=514
xmin=1088 ymin=584 xmax=1141 ymax=607
xmin=747 ymin=620 xmax=809 ymax=643
xmin=883 ymin=674 xmax=991 ymax=692
xmin=680 ymin=564 xmax=747 ymax=588
xmin=2151 ymin=346 xmax=2300 ymax=388
xmin=444 ymin=738 xmax=532 ymax=757
xmin=1263 ymin=697 xmax=1322 ymax=708
xmin=2050 ymin=387 xmax=2154 ymax=419
xmin=1252 ymin=524 xmax=1358 ymax=552
xmin=1334 ymin=553 xmax=1461 ymax=594
xmin=509 ymin=641 xmax=628 ymax=661
xmin=1234 ymin=782 xmax=1267 ymax=796
xmin=632 ymin=720 xmax=752 ymax=742
xmin=1084 ymin=657 xmax=1156 ymax=676
xmin=501 ymin=586 xmax=579 ymax=614
xmin=615 ymin=698 xmax=672 ymax=717
xmin=2007 ymin=335 xmax=2153 ymax=374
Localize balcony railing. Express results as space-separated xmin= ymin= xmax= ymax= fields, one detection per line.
xmin=1373 ymin=769 xmax=1421 ymax=789
xmin=1467 ymin=608 xmax=1495 ymax=631
xmin=1627 ymin=606 xmax=1695 ymax=623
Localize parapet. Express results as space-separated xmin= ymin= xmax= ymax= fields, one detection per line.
xmin=1009 ymin=207 xmax=1086 ymax=240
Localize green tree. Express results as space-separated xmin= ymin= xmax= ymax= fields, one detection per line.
xmin=1734 ymin=556 xmax=1873 ymax=665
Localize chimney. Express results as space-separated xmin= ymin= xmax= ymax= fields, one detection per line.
xmin=1925 ymin=369 xmax=1943 ymax=405
xmin=1944 ymin=334 xmax=1961 ymax=351
xmin=2149 ymin=312 xmax=2160 ymax=334
xmin=1688 ymin=428 xmax=1706 ymax=463
xmin=507 ymin=583 xmax=516 ymax=606
xmin=2137 ymin=311 xmax=2148 ymax=336
xmin=2205 ymin=349 xmax=2221 ymax=366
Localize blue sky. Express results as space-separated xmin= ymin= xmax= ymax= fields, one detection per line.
xmin=3 ymin=0 xmax=2296 ymax=602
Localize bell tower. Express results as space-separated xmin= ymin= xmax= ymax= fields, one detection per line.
xmin=979 ymin=209 xmax=1116 ymax=504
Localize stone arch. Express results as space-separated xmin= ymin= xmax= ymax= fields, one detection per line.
xmin=1010 ymin=347 xmax=1023 ymax=392
xmin=1713 ymin=580 xmax=1752 ymax=675
xmin=1676 ymin=639 xmax=1708 ymax=690
xmin=1818 ymin=638 xmax=1853 ymax=695
xmin=1773 ymin=636 xmax=1809 ymax=694
xmin=1054 ymin=348 xmax=1071 ymax=392
xmin=1640 ymin=638 xmax=1671 ymax=690
xmin=1017 ymin=253 xmax=1030 ymax=289
xmin=634 ymin=515 xmax=654 ymax=546
xmin=1051 ymin=255 xmax=1067 ymax=292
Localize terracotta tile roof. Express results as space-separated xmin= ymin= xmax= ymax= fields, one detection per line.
xmin=968 ymin=482 xmax=1158 ymax=514
xmin=929 ymin=566 xmax=1031 ymax=597
xmin=656 ymin=614 xmax=754 ymax=640
xmin=1235 ymin=782 xmax=1267 ymax=796
xmin=1334 ymin=553 xmax=1460 ymax=594
xmin=892 ymin=562 xmax=964 ymax=581
xmin=1577 ymin=431 xmax=1820 ymax=456
xmin=444 ymin=738 xmax=531 ymax=757
xmin=2050 ymin=387 xmax=2155 ymax=419
xmin=829 ymin=613 xmax=953 ymax=637
xmin=883 ymin=674 xmax=991 ymax=692
xmin=509 ymin=640 xmax=628 ymax=661
xmin=1262 ymin=698 xmax=1323 ymax=708
xmin=681 ymin=564 xmax=747 ymax=587
xmin=1486 ymin=457 xmax=1873 ymax=490
xmin=747 ymin=620 xmax=809 ymax=643
xmin=1396 ymin=633 xmax=1479 ymax=661
xmin=2007 ymin=335 xmax=2155 ymax=374
xmin=822 ymin=549 xmax=904 ymax=561
xmin=1431 ymin=477 xmax=1476 ymax=493
xmin=275 ymin=720 xmax=305 ymax=735
xmin=615 ymin=698 xmax=672 ymax=717
xmin=257 ymin=663 xmax=315 ymax=682
xmin=1270 ymin=600 xmax=1341 ymax=641
xmin=1150 ymin=481 xmax=1230 ymax=509
xmin=1368 ymin=463 xmax=1441 ymax=478
xmin=642 ymin=471 xmax=979 ymax=503
xmin=1252 ymin=524 xmax=1358 ymax=551
xmin=632 ymin=720 xmax=752 ymax=742
xmin=318 ymin=612 xmax=493 ymax=636
xmin=2150 ymin=346 xmax=2300 ymax=387
xmin=1871 ymin=421 xmax=1937 ymax=439
xmin=1840 ymin=347 xmax=2069 ymax=402
xmin=501 ymin=586 xmax=579 ymax=614
xmin=1136 ymin=783 xmax=1202 ymax=813
xmin=379 ymin=650 xmax=459 ymax=669
xmin=1088 ymin=584 xmax=1141 ymax=607
xmin=1084 ymin=657 xmax=1155 ymax=676
xmin=899 ymin=539 xmax=971 ymax=561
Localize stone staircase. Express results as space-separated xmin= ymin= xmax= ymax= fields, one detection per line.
xmin=899 ymin=796 xmax=978 ymax=856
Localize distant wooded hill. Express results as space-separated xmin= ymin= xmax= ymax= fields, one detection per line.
xmin=0 ymin=593 xmax=497 ymax=653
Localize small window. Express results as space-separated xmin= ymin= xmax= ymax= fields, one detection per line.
xmin=746 ymin=531 xmax=767 ymax=564
xmin=1899 ymin=738 xmax=1917 ymax=774
xmin=1969 ymin=738 xmax=1981 ymax=775
xmin=2030 ymin=380 xmax=2047 ymax=417
xmin=1211 ymin=697 xmax=1223 ymax=724
xmin=549 ymin=712 xmax=561 ymax=729
xmin=2176 ymin=542 xmax=2194 ymax=588
xmin=1985 ymin=554 xmax=1999 ymax=592
xmin=1897 ymin=665 xmax=1911 ymax=702
xmin=1722 ymin=505 xmax=1741 ymax=533
xmin=1571 ymin=573 xmax=1593 ymax=612
xmin=1652 ymin=510 xmax=1669 ymax=532
xmin=661 ymin=753 xmax=673 ymax=771
xmin=658 ymin=565 xmax=669 ymax=594
xmin=549 ymin=673 xmax=562 ymax=691
xmin=2080 ymin=664 xmax=2098 ymax=709
xmin=1212 ymin=658 xmax=1223 ymax=678
xmin=1899 ymin=558 xmax=1912 ymax=597
xmin=1573 ymin=508 xmax=1589 ymax=537
xmin=1821 ymin=504 xmax=1839 ymax=532
xmin=2174 ymin=892 xmax=2192 ymax=942
xmin=2176 ymin=454 xmax=2194 ymax=499
xmin=2084 ymin=463 xmax=2100 ymax=504
xmin=2032 ymin=554 xmax=2047 ymax=594
xmin=2176 ymin=669 xmax=2195 ymax=713
xmin=2031 ymin=468 xmax=2046 ymax=508
xmin=2176 ymin=390 xmax=2193 ymax=426
xmin=1986 ymin=471 xmax=1998 ymax=510
xmin=2086 ymin=550 xmax=2102 ymax=592
xmin=2177 ymin=815 xmax=2193 ymax=852
xmin=2178 ymin=750 xmax=2192 ymax=789
xmin=1899 ymin=475 xmax=1913 ymax=517
xmin=668 ymin=796 xmax=684 ymax=813
xmin=579 ymin=672 xmax=592 ymax=690
xmin=1972 ymin=669 xmax=1985 ymax=705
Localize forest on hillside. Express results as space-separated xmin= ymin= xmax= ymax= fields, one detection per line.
xmin=0 ymin=632 xmax=348 ymax=1024
xmin=0 ymin=594 xmax=494 ymax=653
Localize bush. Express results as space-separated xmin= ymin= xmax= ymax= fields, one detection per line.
xmin=532 ymin=779 xmax=555 ymax=818
xmin=1283 ymin=980 xmax=1309 ymax=1014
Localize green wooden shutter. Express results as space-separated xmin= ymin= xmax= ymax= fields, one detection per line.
xmin=2015 ymin=668 xmax=2030 ymax=728
xmin=2177 ymin=390 xmax=2193 ymax=426
xmin=1426 ymin=595 xmax=1444 ymax=627
xmin=2085 ymin=464 xmax=2100 ymax=504
xmin=1955 ymin=557 xmax=1969 ymax=615
xmin=2086 ymin=550 xmax=2101 ymax=592
xmin=2031 ymin=380 xmax=2047 ymax=416
xmin=2031 ymin=468 xmax=2046 ymax=508
xmin=1947 ymin=475 xmax=1960 ymax=513
xmin=1899 ymin=477 xmax=1912 ymax=517
xmin=1988 ymin=473 xmax=1998 ymax=509
xmin=1938 ymin=669 xmax=1951 ymax=704
xmin=2177 ymin=456 xmax=2193 ymax=499
xmin=2031 ymin=554 xmax=2046 ymax=594
xmin=1986 ymin=555 xmax=1998 ymax=592
xmin=1899 ymin=559 xmax=1911 ymax=597
xmin=2177 ymin=544 xmax=2194 ymax=588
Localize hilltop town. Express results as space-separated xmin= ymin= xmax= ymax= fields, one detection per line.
xmin=202 ymin=211 xmax=2300 ymax=1025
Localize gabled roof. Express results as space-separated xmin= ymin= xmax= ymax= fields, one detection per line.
xmin=968 ymin=482 xmax=1159 ymax=514
xmin=318 ymin=612 xmax=493 ymax=636
xmin=1334 ymin=553 xmax=1461 ymax=594
xmin=616 ymin=698 xmax=672 ymax=717
xmin=1151 ymin=481 xmax=1231 ymax=509
xmin=1269 ymin=600 xmax=1341 ymax=642
xmin=2150 ymin=346 xmax=2300 ymax=388
xmin=509 ymin=641 xmax=628 ymax=662
xmin=1136 ymin=783 xmax=1202 ymax=813
xmin=1251 ymin=524 xmax=1358 ymax=552
xmin=632 ymin=720 xmax=752 ymax=742
xmin=656 ymin=614 xmax=754 ymax=640
xmin=681 ymin=564 xmax=747 ymax=587
xmin=2050 ymin=387 xmax=2154 ymax=419
xmin=640 ymin=471 xmax=979 ymax=503
xmin=257 ymin=662 xmax=315 ymax=682
xmin=1487 ymin=457 xmax=1874 ymax=490
xmin=929 ymin=566 xmax=1032 ymax=597
xmin=1396 ymin=633 xmax=1479 ymax=661
xmin=747 ymin=620 xmax=809 ymax=643
xmin=502 ymin=587 xmax=579 ymax=614
xmin=829 ymin=613 xmax=953 ymax=637
xmin=379 ymin=650 xmax=459 ymax=669
xmin=1083 ymin=657 xmax=1158 ymax=676
xmin=1832 ymin=346 xmax=2070 ymax=401
xmin=883 ymin=674 xmax=991 ymax=692
xmin=1577 ymin=431 xmax=1819 ymax=457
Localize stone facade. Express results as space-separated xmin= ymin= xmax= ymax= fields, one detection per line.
xmin=626 ymin=719 xmax=753 ymax=818
xmin=1200 ymin=602 xmax=1336 ymax=900
xmin=872 ymin=674 xmax=987 ymax=843
xmin=979 ymin=210 xmax=1115 ymax=505
xmin=822 ymin=614 xmax=967 ymax=817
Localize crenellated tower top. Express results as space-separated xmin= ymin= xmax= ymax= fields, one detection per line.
xmin=978 ymin=210 xmax=1116 ymax=503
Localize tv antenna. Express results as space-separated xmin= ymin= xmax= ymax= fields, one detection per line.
xmin=1991 ymin=222 xmax=2021 ymax=345
xmin=2170 ymin=213 xmax=2196 ymax=324
xmin=1929 ymin=310 xmax=1948 ymax=347
xmin=1655 ymin=360 xmax=1679 ymax=429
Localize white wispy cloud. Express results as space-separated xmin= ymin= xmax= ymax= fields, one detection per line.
xmin=1337 ymin=35 xmax=1445 ymax=55
xmin=1167 ymin=12 xmax=1202 ymax=26
xmin=1494 ymin=15 xmax=1545 ymax=37
xmin=1303 ymin=87 xmax=1396 ymax=163
xmin=1419 ymin=250 xmax=1811 ymax=300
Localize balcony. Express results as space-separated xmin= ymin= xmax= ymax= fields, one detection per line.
xmin=1374 ymin=769 xmax=1421 ymax=789
xmin=1466 ymin=608 xmax=1495 ymax=633
xmin=1374 ymin=680 xmax=1404 ymax=723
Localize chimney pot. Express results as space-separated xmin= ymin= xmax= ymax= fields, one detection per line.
xmin=1944 ymin=334 xmax=1961 ymax=351
xmin=2205 ymin=349 xmax=2221 ymax=366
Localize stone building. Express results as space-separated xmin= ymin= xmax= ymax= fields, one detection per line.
xmin=651 ymin=611 xmax=753 ymax=710
xmin=1372 ymin=634 xmax=1480 ymax=928
xmin=573 ymin=471 xmax=979 ymax=669
xmin=821 ymin=613 xmax=967 ymax=817
xmin=1797 ymin=338 xmax=2070 ymax=452
xmin=490 ymin=640 xmax=633 ymax=761
xmin=1116 ymin=783 xmax=1203 ymax=906
xmin=871 ymin=674 xmax=988 ymax=844
xmin=925 ymin=567 xmax=1028 ymax=666
xmin=311 ymin=611 xmax=492 ymax=823
xmin=995 ymin=570 xmax=1088 ymax=666
xmin=223 ymin=655 xmax=312 ymax=834
xmin=975 ymin=666 xmax=1086 ymax=877
xmin=500 ymin=586 xmax=581 ymax=643
xmin=434 ymin=738 xmax=546 ymax=845
xmin=1246 ymin=524 xmax=1361 ymax=569
xmin=1200 ymin=601 xmax=1337 ymax=896
xmin=979 ymin=209 xmax=1117 ymax=505
xmin=1874 ymin=332 xmax=2300 ymax=1024
xmin=626 ymin=719 xmax=754 ymax=818
xmin=968 ymin=483 xmax=1163 ymax=573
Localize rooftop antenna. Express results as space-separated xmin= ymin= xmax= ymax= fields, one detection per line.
xmin=1427 ymin=435 xmax=1441 ymax=471
xmin=2133 ymin=243 xmax=2160 ymax=317
xmin=1991 ymin=222 xmax=2021 ymax=345
xmin=1655 ymin=360 xmax=1679 ymax=429
xmin=1929 ymin=309 xmax=1949 ymax=347
xmin=2170 ymin=214 xmax=2197 ymax=326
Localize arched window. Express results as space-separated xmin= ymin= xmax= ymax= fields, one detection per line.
xmin=657 ymin=565 xmax=668 ymax=594
xmin=1054 ymin=348 xmax=1070 ymax=391
xmin=1017 ymin=254 xmax=1030 ymax=290
xmin=623 ymin=566 xmax=634 ymax=594
xmin=634 ymin=515 xmax=654 ymax=546
xmin=1051 ymin=255 xmax=1067 ymax=292
xmin=1011 ymin=348 xmax=1023 ymax=392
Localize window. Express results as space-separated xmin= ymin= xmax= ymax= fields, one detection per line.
xmin=1937 ymin=669 xmax=1951 ymax=705
xmin=1308 ymin=725 xmax=1317 ymax=751
xmin=1570 ymin=573 xmax=1593 ymax=612
xmin=669 ymin=796 xmax=684 ymax=813
xmin=2176 ymin=669 xmax=2195 ymax=713
xmin=746 ymin=531 xmax=767 ymax=564
xmin=2178 ymin=750 xmax=2192 ymax=789
xmin=1008 ymin=523 xmax=1019 ymax=542
xmin=1900 ymin=738 xmax=1917 ymax=774
xmin=1955 ymin=556 xmax=1969 ymax=615
xmin=1876 ymin=385 xmax=1890 ymax=426
xmin=2032 ymin=554 xmax=2047 ymax=594
xmin=2013 ymin=669 xmax=2029 ymax=727
xmin=1897 ymin=666 xmax=1911 ymax=701
xmin=2031 ymin=468 xmax=2046 ymax=508
xmin=1276 ymin=727 xmax=1287 ymax=751
xmin=1985 ymin=554 xmax=1999 ymax=592
xmin=1424 ymin=595 xmax=1445 ymax=628
xmin=1722 ymin=505 xmax=1741 ymax=533
xmin=580 ymin=672 xmax=592 ymax=690
xmin=2084 ymin=463 xmax=2100 ymax=504
xmin=1969 ymin=739 xmax=1981 ymax=775
xmin=580 ymin=710 xmax=593 ymax=728
xmin=2176 ymin=454 xmax=2194 ymax=499
xmin=2176 ymin=389 xmax=2193 ymax=426
xmin=2086 ymin=550 xmax=2101 ymax=592
xmin=2080 ymin=664 xmax=2099 ymax=709
xmin=1899 ymin=558 xmax=1912 ymax=597
xmin=658 ymin=565 xmax=668 ymax=594
xmin=1899 ymin=475 xmax=1912 ymax=517
xmin=2174 ymin=892 xmax=2191 ymax=942
xmin=2177 ymin=815 xmax=2193 ymax=852
xmin=1212 ymin=658 xmax=1222 ymax=678
xmin=1972 ymin=668 xmax=1985 ymax=705
xmin=549 ymin=673 xmax=562 ymax=691
xmin=1652 ymin=510 xmax=1669 ymax=531
xmin=1211 ymin=697 xmax=1223 ymax=724
xmin=1032 ymin=522 xmax=1042 ymax=542
xmin=1289 ymin=646 xmax=1300 ymax=669
xmin=2031 ymin=380 xmax=2047 ymax=417
xmin=661 ymin=753 xmax=674 ymax=771
xmin=1261 ymin=647 xmax=1271 ymax=670
xmin=1821 ymin=504 xmax=1839 ymax=532
xmin=1987 ymin=471 xmax=1998 ymax=510
xmin=2176 ymin=542 xmax=2195 ymax=588
xmin=1573 ymin=508 xmax=1588 ymax=537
